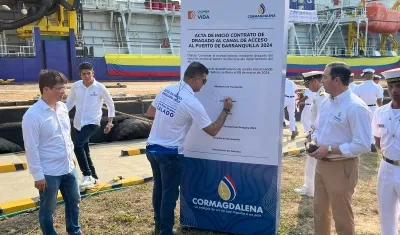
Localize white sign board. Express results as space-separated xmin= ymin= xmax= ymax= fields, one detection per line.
xmin=182 ymin=2 xmax=289 ymax=167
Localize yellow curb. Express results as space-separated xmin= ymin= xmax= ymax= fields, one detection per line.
xmin=0 ymin=174 xmax=153 ymax=217
xmin=0 ymin=198 xmax=37 ymax=215
xmin=282 ymin=148 xmax=306 ymax=157
xmin=120 ymin=148 xmax=146 ymax=156
xmin=0 ymin=163 xmax=27 ymax=173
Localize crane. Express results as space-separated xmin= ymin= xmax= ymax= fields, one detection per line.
xmin=0 ymin=0 xmax=82 ymax=38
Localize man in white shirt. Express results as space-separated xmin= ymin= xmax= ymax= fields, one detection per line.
xmin=373 ymin=74 xmax=385 ymax=100
xmin=309 ymin=62 xmax=371 ymax=235
xmin=372 ymin=68 xmax=400 ymax=235
xmin=353 ymin=68 xmax=382 ymax=152
xmin=284 ymin=78 xmax=299 ymax=139
xmin=294 ymin=71 xmax=326 ymax=197
xmin=66 ymin=62 xmax=116 ymax=191
xmin=22 ymin=70 xmax=82 ymax=235
xmin=145 ymin=62 xmax=233 ymax=235
xmin=349 ymin=73 xmax=358 ymax=92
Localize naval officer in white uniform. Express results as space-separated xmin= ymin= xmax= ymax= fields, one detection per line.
xmin=353 ymin=68 xmax=382 ymax=152
xmin=294 ymin=71 xmax=327 ymax=197
xmin=372 ymin=68 xmax=400 ymax=235
xmin=309 ymin=73 xmax=328 ymax=127
xmin=284 ymin=78 xmax=299 ymax=139
xmin=297 ymin=73 xmax=316 ymax=134
xmin=349 ymin=73 xmax=358 ymax=92
xmin=373 ymin=74 xmax=385 ymax=100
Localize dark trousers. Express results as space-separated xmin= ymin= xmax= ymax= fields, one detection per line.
xmin=74 ymin=124 xmax=99 ymax=179
xmin=39 ymin=168 xmax=81 ymax=235
xmin=146 ymin=151 xmax=184 ymax=235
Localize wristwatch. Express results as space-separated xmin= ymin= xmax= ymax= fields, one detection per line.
xmin=107 ymin=123 xmax=114 ymax=128
xmin=223 ymin=108 xmax=230 ymax=114
xmin=328 ymin=146 xmax=332 ymax=154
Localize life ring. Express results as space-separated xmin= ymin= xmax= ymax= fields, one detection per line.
xmin=162 ymin=38 xmax=170 ymax=48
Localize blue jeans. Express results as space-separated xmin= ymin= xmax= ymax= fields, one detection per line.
xmin=74 ymin=124 xmax=100 ymax=178
xmin=146 ymin=151 xmax=184 ymax=235
xmin=39 ymin=168 xmax=81 ymax=235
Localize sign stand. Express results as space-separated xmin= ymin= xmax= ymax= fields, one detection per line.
xmin=180 ymin=1 xmax=289 ymax=234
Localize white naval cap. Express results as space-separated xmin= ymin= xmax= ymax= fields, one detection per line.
xmin=373 ymin=74 xmax=381 ymax=80
xmin=362 ymin=68 xmax=375 ymax=74
xmin=302 ymin=71 xmax=323 ymax=83
xmin=381 ymin=68 xmax=400 ymax=84
xmin=302 ymin=71 xmax=323 ymax=78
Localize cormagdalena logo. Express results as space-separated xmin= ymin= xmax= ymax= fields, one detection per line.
xmin=192 ymin=174 xmax=263 ymax=214
xmin=248 ymin=3 xmax=276 ymax=19
xmin=218 ymin=174 xmax=237 ymax=201
xmin=258 ymin=3 xmax=265 ymax=14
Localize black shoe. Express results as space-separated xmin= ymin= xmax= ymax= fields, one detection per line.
xmin=291 ymin=131 xmax=298 ymax=140
xmin=371 ymin=144 xmax=377 ymax=152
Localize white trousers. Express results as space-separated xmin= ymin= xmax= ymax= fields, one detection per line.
xmin=368 ymin=106 xmax=377 ymax=145
xmin=301 ymin=104 xmax=313 ymax=133
xmin=377 ymin=160 xmax=400 ymax=235
xmin=303 ymin=155 xmax=317 ymax=196
xmin=284 ymin=97 xmax=296 ymax=132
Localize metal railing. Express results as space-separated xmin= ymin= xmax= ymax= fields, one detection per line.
xmin=81 ymin=0 xmax=118 ymax=10
xmin=286 ymin=44 xmax=387 ymax=57
xmin=0 ymin=44 xmax=35 ymax=57
xmin=287 ymin=44 xmax=347 ymax=56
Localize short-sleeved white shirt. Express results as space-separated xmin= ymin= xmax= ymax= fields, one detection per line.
xmin=285 ymin=78 xmax=298 ymax=97
xmin=353 ymin=80 xmax=382 ymax=106
xmin=147 ymin=82 xmax=212 ymax=153
xmin=377 ymin=84 xmax=384 ymax=99
xmin=372 ymin=102 xmax=400 ymax=160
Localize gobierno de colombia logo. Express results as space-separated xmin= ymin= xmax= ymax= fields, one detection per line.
xmin=248 ymin=3 xmax=276 ymax=19
xmin=191 ymin=174 xmax=263 ymax=214
xmin=188 ymin=10 xmax=210 ymax=20
xmin=188 ymin=10 xmax=196 ymax=19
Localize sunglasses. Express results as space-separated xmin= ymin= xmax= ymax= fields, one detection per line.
xmin=193 ymin=77 xmax=207 ymax=85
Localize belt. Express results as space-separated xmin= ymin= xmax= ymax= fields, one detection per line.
xmin=285 ymin=95 xmax=295 ymax=98
xmin=368 ymin=104 xmax=376 ymax=107
xmin=305 ymin=103 xmax=311 ymax=105
xmin=383 ymin=156 xmax=400 ymax=166
xmin=321 ymin=157 xmax=356 ymax=162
